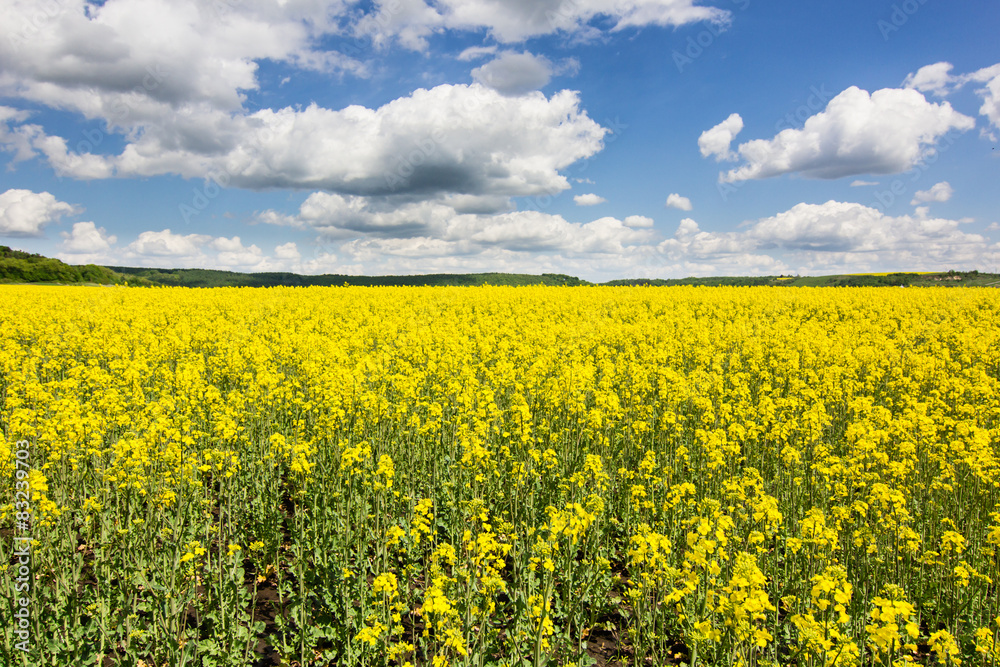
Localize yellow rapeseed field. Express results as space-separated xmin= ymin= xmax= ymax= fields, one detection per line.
xmin=2 ymin=285 xmax=1000 ymax=667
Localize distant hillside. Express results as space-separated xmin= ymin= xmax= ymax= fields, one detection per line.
xmin=106 ymin=266 xmax=590 ymax=287
xmin=101 ymin=267 xmax=1000 ymax=288
xmin=0 ymin=246 xmax=130 ymax=285
xmin=606 ymin=276 xmax=778 ymax=287
xmin=607 ymin=271 xmax=1000 ymax=287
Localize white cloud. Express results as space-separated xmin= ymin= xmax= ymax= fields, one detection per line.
xmin=0 ymin=189 xmax=79 ymax=237
xmin=904 ymin=61 xmax=1000 ymax=138
xmin=715 ymin=86 xmax=974 ymax=182
xmin=386 ymin=0 xmax=730 ymax=44
xmin=60 ymin=221 xmax=117 ymax=253
xmin=624 ymin=215 xmax=654 ymax=228
xmin=59 ymin=226 xmax=310 ymax=272
xmin=258 ymin=190 xmax=1000 ymax=278
xmin=3 ymin=85 xmax=606 ymax=201
xmin=258 ymin=192 xmax=654 ymax=258
xmin=698 ymin=113 xmax=743 ymax=161
xmin=657 ymin=200 xmax=994 ymax=274
xmin=850 ymin=180 xmax=879 ymax=187
xmin=210 ymin=236 xmax=265 ymax=267
xmin=81 ymin=196 xmax=998 ymax=280
xmin=903 ymin=62 xmax=959 ymax=97
xmin=660 ymin=218 xmax=745 ymax=257
xmin=125 ymin=229 xmax=211 ymax=258
xmin=574 ymin=193 xmax=607 ymax=206
xmin=468 ymin=212 xmax=654 ymax=253
xmin=665 ymin=193 xmax=692 ymax=211
xmin=472 ymin=51 xmax=555 ymax=96
xmin=210 ymin=236 xmax=246 ymax=253
xmin=354 ymin=0 xmax=448 ymax=51
xmin=911 ymin=181 xmax=953 ymax=206
xmin=457 ymin=45 xmax=498 ymax=61
xmin=0 ymin=106 xmax=38 ymax=162
xmin=0 ymin=106 xmax=29 ymax=125
xmin=654 ymin=217 xmax=788 ymax=275
xmin=760 ymin=200 xmax=983 ymax=254
xmin=0 ymin=0 xmax=365 ymax=117
xmin=274 ymin=242 xmax=301 ymax=260
xmin=747 ymin=201 xmax=904 ymax=252
xmin=32 ymin=134 xmax=115 ymax=180
xmin=320 ymin=214 xmax=658 ymax=278
xmin=968 ymin=64 xmax=1000 ymax=137
xmin=266 ymin=192 xmax=453 ymax=236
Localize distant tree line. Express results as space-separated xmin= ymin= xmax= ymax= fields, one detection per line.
xmin=604 ymin=277 xmax=779 ymax=287
xmin=0 ymin=246 xmax=125 ymax=284
xmin=2 ymin=245 xmax=997 ymax=287
xmin=107 ymin=267 xmax=590 ymax=288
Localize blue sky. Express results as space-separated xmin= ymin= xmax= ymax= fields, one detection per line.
xmin=1 ymin=0 xmax=998 ymax=280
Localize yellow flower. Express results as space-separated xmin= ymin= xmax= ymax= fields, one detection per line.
xmin=373 ymin=572 xmax=399 ymax=599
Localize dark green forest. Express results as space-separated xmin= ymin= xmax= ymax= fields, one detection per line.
xmin=0 ymin=246 xmax=129 ymax=285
